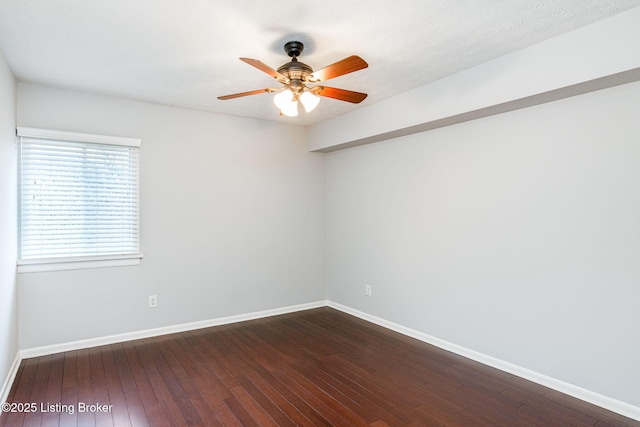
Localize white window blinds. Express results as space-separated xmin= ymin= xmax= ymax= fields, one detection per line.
xmin=18 ymin=127 xmax=141 ymax=263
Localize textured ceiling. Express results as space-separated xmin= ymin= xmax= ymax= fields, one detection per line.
xmin=1 ymin=0 xmax=639 ymax=126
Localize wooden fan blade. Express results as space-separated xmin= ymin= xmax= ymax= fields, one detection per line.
xmin=217 ymin=88 xmax=277 ymax=100
xmin=314 ymin=86 xmax=368 ymax=103
xmin=309 ymin=55 xmax=368 ymax=82
xmin=240 ymin=58 xmax=289 ymax=83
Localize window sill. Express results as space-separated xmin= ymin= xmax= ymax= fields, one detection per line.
xmin=17 ymin=254 xmax=144 ymax=273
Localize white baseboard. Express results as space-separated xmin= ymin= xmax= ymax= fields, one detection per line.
xmin=1 ymin=353 xmax=21 ymax=405
xmin=20 ymin=300 xmax=327 ymax=359
xmin=328 ymin=301 xmax=640 ymax=422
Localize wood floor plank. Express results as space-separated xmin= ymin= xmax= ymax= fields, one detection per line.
xmin=147 ymin=340 xmax=202 ymax=426
xmin=315 ymin=358 xmax=418 ymax=423
xmin=133 ymin=341 xmax=189 ymax=427
xmin=240 ymin=368 xmax=321 ymax=426
xmin=21 ymin=355 xmax=51 ymax=427
xmin=271 ymin=367 xmax=370 ymax=426
xmin=89 ymin=346 xmax=114 ymax=427
xmin=123 ymin=389 xmax=149 ymax=427
xmin=223 ymin=395 xmax=260 ymax=427
xmin=229 ymin=384 xmax=280 ymax=427
xmin=41 ymin=353 xmax=64 ymax=427
xmin=58 ymin=351 xmax=78 ymax=426
xmin=101 ymin=345 xmax=132 ymax=427
xmin=249 ymin=368 xmax=333 ymax=426
xmin=4 ymin=357 xmax=39 ymax=427
xmin=234 ymin=376 xmax=297 ymax=427
xmin=76 ymin=349 xmax=97 ymax=427
xmin=122 ymin=342 xmax=158 ymax=410
xmin=159 ymin=342 xmax=227 ymax=427
xmin=290 ymin=362 xmax=383 ymax=424
xmin=2 ymin=307 xmax=640 ymax=427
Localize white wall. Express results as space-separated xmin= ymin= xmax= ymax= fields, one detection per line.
xmin=0 ymin=49 xmax=17 ymax=401
xmin=325 ymin=80 xmax=640 ymax=408
xmin=17 ymin=84 xmax=326 ymax=349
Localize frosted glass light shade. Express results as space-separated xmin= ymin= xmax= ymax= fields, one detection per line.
xmin=300 ymin=91 xmax=320 ymax=112
xmin=280 ymin=101 xmax=298 ymax=117
xmin=273 ymin=89 xmax=294 ymax=109
xmin=273 ymin=89 xmax=298 ymax=116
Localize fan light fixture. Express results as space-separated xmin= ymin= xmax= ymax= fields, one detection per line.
xmin=218 ymin=41 xmax=369 ymax=117
xmin=273 ymin=89 xmax=320 ymax=116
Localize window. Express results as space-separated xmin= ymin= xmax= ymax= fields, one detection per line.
xmin=17 ymin=127 xmax=142 ymax=272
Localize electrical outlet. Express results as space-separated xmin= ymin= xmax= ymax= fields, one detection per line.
xmin=148 ymin=295 xmax=158 ymax=308
xmin=365 ymin=284 xmax=372 ymax=297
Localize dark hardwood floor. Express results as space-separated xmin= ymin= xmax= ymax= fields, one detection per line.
xmin=2 ymin=307 xmax=638 ymax=426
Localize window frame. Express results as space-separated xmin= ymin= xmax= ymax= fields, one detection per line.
xmin=16 ymin=127 xmax=143 ymax=273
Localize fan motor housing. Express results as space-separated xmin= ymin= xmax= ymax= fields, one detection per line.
xmin=277 ymin=59 xmax=313 ymax=82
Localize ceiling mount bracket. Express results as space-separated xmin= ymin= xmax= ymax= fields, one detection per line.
xmin=284 ymin=41 xmax=304 ymax=58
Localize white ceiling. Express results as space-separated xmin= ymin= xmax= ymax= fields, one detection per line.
xmin=1 ymin=0 xmax=639 ymax=126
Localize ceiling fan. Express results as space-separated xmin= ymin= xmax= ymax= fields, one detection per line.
xmin=218 ymin=41 xmax=368 ymax=117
